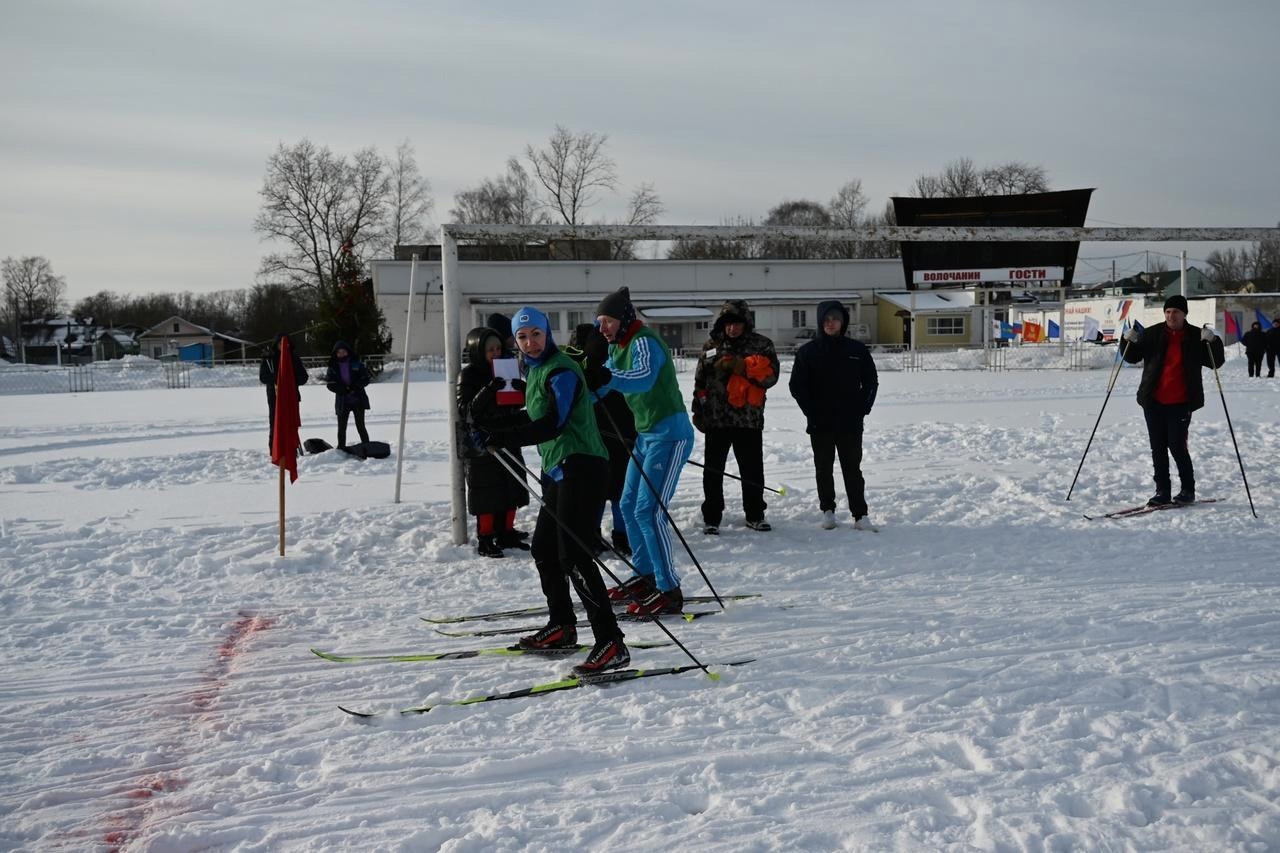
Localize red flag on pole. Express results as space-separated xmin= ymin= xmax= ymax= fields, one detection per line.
xmin=1223 ymin=310 xmax=1241 ymax=342
xmin=271 ymin=336 xmax=301 ymax=483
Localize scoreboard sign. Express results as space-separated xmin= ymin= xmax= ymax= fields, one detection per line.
xmin=912 ymin=266 xmax=1066 ymax=285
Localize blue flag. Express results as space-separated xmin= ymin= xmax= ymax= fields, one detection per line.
xmin=1256 ymin=309 xmax=1274 ymax=331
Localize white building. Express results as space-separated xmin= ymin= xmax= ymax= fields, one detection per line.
xmin=370 ymin=258 xmax=902 ymax=357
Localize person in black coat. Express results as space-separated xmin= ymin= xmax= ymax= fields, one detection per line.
xmin=1266 ymin=317 xmax=1280 ymax=378
xmin=259 ymin=332 xmax=308 ymax=450
xmin=788 ymin=300 xmax=879 ymax=531
xmin=457 ymin=326 xmax=530 ymax=557
xmin=1121 ymin=294 xmax=1225 ymax=505
xmin=1242 ymin=321 xmax=1266 ymax=378
xmin=324 ymin=340 xmax=371 ymax=449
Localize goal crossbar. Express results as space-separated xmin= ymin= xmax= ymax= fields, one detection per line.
xmin=432 ymin=221 xmax=1278 ymax=544
xmin=441 ymin=224 xmax=1278 ymax=243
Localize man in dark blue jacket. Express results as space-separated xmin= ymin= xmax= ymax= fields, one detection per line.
xmin=788 ymin=300 xmax=879 ymax=530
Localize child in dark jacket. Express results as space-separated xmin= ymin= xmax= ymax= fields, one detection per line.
xmin=259 ymin=332 xmax=308 ymax=450
xmin=457 ymin=326 xmax=530 ymax=557
xmin=324 ymin=341 xmax=371 ymax=449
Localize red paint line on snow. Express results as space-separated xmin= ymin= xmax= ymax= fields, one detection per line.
xmin=95 ymin=612 xmax=273 ymax=851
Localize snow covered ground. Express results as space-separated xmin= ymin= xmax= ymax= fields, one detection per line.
xmin=2 ymin=352 xmax=1278 ymax=851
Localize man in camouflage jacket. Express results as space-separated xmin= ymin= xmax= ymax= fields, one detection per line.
xmin=692 ymin=299 xmax=780 ymax=533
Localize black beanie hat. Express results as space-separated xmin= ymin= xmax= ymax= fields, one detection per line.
xmin=1163 ymin=294 xmax=1189 ymax=313
xmin=595 ymin=287 xmax=637 ymax=329
xmin=486 ymin=312 xmax=512 ymax=341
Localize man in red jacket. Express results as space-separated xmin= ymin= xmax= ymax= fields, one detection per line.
xmin=1121 ymin=294 xmax=1225 ymax=506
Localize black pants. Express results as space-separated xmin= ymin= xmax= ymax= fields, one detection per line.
xmin=701 ymin=427 xmax=767 ymax=525
xmin=1142 ymin=403 xmax=1194 ymax=495
xmin=1267 ymin=351 xmax=1277 ymax=378
xmin=810 ymin=429 xmax=867 ymax=517
xmin=267 ymin=395 xmax=277 ymax=450
xmin=337 ymin=406 xmax=369 ymax=448
xmin=529 ymin=455 xmax=622 ymax=642
xmin=1247 ymin=352 xmax=1263 ymax=377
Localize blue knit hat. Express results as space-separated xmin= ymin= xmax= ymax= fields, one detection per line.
xmin=512 ymin=306 xmax=553 ymax=342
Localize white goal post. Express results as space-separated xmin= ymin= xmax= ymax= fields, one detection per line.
xmin=424 ymin=223 xmax=1278 ymax=545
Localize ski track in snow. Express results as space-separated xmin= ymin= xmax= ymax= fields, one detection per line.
xmin=1 ymin=363 xmax=1279 ymax=850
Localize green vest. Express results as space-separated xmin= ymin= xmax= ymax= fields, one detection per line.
xmin=612 ymin=325 xmax=684 ymax=432
xmin=525 ymin=349 xmax=607 ymax=471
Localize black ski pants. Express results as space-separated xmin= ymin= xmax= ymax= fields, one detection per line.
xmin=1142 ymin=403 xmax=1195 ymax=495
xmin=267 ymin=393 xmax=277 ymax=450
xmin=1247 ymin=351 xmax=1263 ymax=377
xmin=1267 ymin=351 xmax=1277 ymax=378
xmin=529 ymin=455 xmax=623 ymax=642
xmin=700 ymin=427 xmax=767 ymax=526
xmin=337 ymin=405 xmax=369 ymax=448
xmin=810 ymin=429 xmax=867 ymax=518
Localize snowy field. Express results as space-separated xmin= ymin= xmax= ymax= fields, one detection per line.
xmin=2 ymin=351 xmax=1278 ymax=851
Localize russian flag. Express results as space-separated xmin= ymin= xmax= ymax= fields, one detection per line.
xmin=1048 ymin=319 xmax=1061 ymax=339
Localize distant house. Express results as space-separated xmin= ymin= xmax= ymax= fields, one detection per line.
xmin=1151 ymin=266 xmax=1216 ymax=298
xmin=136 ymin=316 xmax=251 ymax=363
xmin=874 ymin=291 xmax=977 ymax=346
xmin=93 ymin=326 xmax=143 ymax=360
xmin=19 ymin=316 xmax=95 ymax=364
xmin=15 ymin=317 xmax=142 ymax=364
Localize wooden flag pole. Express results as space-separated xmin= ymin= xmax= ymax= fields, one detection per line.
xmin=278 ymin=465 xmax=286 ymax=555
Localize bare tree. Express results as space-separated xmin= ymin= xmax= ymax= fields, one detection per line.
xmin=452 ymin=158 xmax=546 ymax=227
xmin=828 ymin=180 xmax=869 ymax=258
xmin=1205 ymin=246 xmax=1254 ymax=290
xmin=941 ymin=157 xmax=984 ymax=197
xmin=762 ymin=199 xmax=832 ymax=259
xmin=376 ymin=139 xmax=434 ymax=258
xmin=611 ymin=182 xmax=665 ymax=259
xmin=911 ymin=173 xmax=944 ymax=198
xmin=253 ymin=139 xmax=390 ymax=292
xmin=1251 ymin=220 xmax=1280 ymax=292
xmin=981 ymin=160 xmax=1049 ymax=195
xmin=3 ymin=256 xmax=66 ymax=340
xmin=525 ymin=125 xmax=618 ymax=227
xmin=451 ymin=159 xmax=550 ymax=259
xmin=912 ymin=157 xmax=1049 ymax=198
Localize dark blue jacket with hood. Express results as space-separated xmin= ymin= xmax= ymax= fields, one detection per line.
xmin=788 ymin=300 xmax=878 ymax=433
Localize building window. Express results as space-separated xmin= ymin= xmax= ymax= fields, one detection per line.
xmin=173 ymin=322 xmax=180 ymax=333
xmin=927 ymin=316 xmax=966 ymax=336
xmin=694 ymin=320 xmax=710 ymax=330
xmin=791 ymin=309 xmax=806 ymax=328
xmin=567 ymin=310 xmax=587 ymax=328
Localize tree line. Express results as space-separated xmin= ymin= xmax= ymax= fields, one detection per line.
xmin=7 ymin=127 xmax=1275 ymax=359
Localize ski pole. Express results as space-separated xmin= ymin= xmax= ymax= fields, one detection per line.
xmin=600 ymin=429 xmax=787 ymax=496
xmin=685 ymin=459 xmax=787 ymax=496
xmin=1066 ymin=337 xmax=1130 ymax=501
xmin=486 ymin=448 xmax=716 ymax=678
xmin=1205 ymin=336 xmax=1258 ymax=518
xmin=592 ymin=396 xmax=725 ymax=609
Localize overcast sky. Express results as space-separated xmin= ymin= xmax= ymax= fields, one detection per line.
xmin=3 ymin=0 xmax=1278 ymax=305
